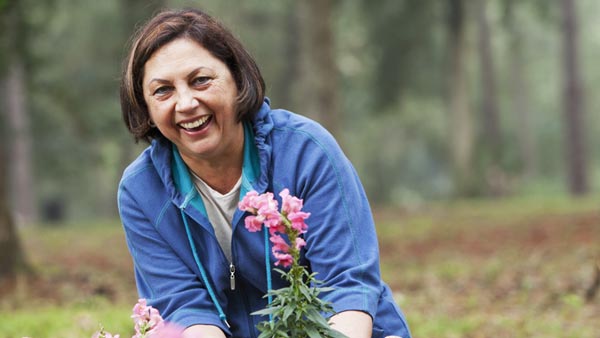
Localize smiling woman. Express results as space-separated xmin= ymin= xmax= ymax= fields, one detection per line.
xmin=142 ymin=38 xmax=243 ymax=193
xmin=117 ymin=8 xmax=411 ymax=338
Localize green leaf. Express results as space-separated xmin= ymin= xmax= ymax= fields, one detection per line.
xmin=282 ymin=304 xmax=295 ymax=321
xmin=305 ymin=308 xmax=331 ymax=328
xmin=252 ymin=306 xmax=281 ymax=316
xmin=305 ymin=326 xmax=322 ymax=338
xmin=299 ymin=283 xmax=313 ymax=301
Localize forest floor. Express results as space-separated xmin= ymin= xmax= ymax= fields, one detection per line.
xmin=1 ymin=195 xmax=599 ymax=338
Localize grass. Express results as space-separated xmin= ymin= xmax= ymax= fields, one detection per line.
xmin=2 ymin=302 xmax=132 ymax=338
xmin=1 ymin=195 xmax=599 ymax=337
xmin=0 ymin=221 xmax=137 ymax=338
xmin=376 ymin=194 xmax=600 ymax=337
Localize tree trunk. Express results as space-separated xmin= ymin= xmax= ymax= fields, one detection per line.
xmin=278 ymin=1 xmax=301 ymax=111
xmin=0 ymin=75 xmax=30 ymax=295
xmin=477 ymin=0 xmax=505 ymax=195
xmin=560 ymin=0 xmax=588 ymax=196
xmin=6 ymin=57 xmax=36 ymax=224
xmin=297 ymin=0 xmax=339 ymax=137
xmin=3 ymin=1 xmax=36 ymax=224
xmin=504 ymin=0 xmax=536 ymax=179
xmin=446 ymin=0 xmax=475 ymax=195
xmin=0 ymin=0 xmax=32 ymax=294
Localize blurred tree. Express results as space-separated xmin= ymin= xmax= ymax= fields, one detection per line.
xmin=361 ymin=0 xmax=442 ymax=112
xmin=0 ymin=117 xmax=29 ymax=293
xmin=0 ymin=0 xmax=30 ymax=293
xmin=2 ymin=0 xmax=36 ymax=223
xmin=445 ymin=0 xmax=475 ymax=195
xmin=118 ymin=0 xmax=166 ymax=168
xmin=476 ymin=0 xmax=506 ymax=196
xmin=296 ymin=0 xmax=339 ymax=136
xmin=502 ymin=0 xmax=536 ymax=180
xmin=560 ymin=0 xmax=588 ymax=195
xmin=276 ymin=1 xmax=301 ymax=110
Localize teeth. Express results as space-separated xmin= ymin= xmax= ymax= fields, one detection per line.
xmin=180 ymin=116 xmax=209 ymax=129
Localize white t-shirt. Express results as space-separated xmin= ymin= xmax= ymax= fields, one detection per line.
xmin=191 ymin=172 xmax=241 ymax=262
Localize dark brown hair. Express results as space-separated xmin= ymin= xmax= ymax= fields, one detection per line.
xmin=120 ymin=8 xmax=266 ymax=143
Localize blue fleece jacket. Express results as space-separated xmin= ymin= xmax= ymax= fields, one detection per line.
xmin=118 ymin=100 xmax=411 ymax=338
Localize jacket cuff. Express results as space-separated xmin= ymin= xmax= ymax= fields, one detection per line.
xmin=322 ymin=287 xmax=379 ymax=319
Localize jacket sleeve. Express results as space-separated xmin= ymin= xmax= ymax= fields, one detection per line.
xmin=274 ymin=124 xmax=384 ymax=319
xmin=118 ymin=180 xmax=231 ymax=336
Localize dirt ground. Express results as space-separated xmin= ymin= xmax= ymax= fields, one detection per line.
xmin=4 ymin=201 xmax=600 ymax=337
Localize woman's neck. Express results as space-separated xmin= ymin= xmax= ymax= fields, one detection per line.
xmin=181 ymin=142 xmax=244 ymax=195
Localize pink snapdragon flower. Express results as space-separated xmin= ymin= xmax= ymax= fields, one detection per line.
xmin=270 ymin=234 xmax=291 ymax=253
xmin=132 ymin=299 xmax=164 ymax=336
xmin=294 ymin=237 xmax=307 ymax=251
xmin=239 ymin=191 xmax=281 ymax=230
xmin=93 ymin=299 xmax=182 ymax=338
xmin=238 ymin=190 xmax=260 ymax=213
xmin=239 ymin=189 xmax=310 ymax=267
xmin=279 ymin=188 xmax=303 ymax=214
xmin=288 ymin=211 xmax=310 ymax=234
xmin=130 ymin=299 xmax=183 ymax=338
xmin=244 ymin=214 xmax=265 ymax=232
xmin=273 ymin=251 xmax=294 ymax=267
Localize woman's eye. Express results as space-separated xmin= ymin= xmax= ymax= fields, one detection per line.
xmin=193 ymin=76 xmax=211 ymax=86
xmin=153 ymin=86 xmax=172 ymax=96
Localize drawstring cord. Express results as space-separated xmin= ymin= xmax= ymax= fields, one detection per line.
xmin=180 ymin=195 xmax=274 ymax=327
xmin=264 ymin=225 xmax=273 ymax=321
xmin=181 ymin=209 xmax=230 ymax=329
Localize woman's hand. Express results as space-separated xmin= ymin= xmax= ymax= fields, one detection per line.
xmin=182 ymin=324 xmax=226 ymax=338
xmin=329 ymin=310 xmax=373 ymax=338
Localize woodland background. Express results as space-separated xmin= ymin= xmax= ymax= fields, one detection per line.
xmin=0 ymin=0 xmax=599 ymax=337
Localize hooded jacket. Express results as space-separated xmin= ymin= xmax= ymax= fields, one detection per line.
xmin=118 ymin=100 xmax=411 ymax=338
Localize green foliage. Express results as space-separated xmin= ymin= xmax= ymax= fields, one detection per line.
xmin=253 ymin=267 xmax=345 ymax=338
xmin=0 ymin=302 xmax=133 ymax=338
xmin=2 ymin=0 xmax=600 ymax=221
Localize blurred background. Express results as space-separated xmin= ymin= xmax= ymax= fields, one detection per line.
xmin=0 ymin=0 xmax=599 ymax=337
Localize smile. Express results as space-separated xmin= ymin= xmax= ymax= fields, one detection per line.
xmin=178 ymin=115 xmax=212 ymax=131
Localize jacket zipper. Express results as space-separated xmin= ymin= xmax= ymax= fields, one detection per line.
xmin=230 ymin=262 xmax=236 ymax=290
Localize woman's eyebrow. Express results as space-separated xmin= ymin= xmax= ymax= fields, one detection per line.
xmin=187 ymin=66 xmax=215 ymax=79
xmin=146 ymin=67 xmax=215 ymax=86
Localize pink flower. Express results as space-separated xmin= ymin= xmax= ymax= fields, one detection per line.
xmin=273 ymin=251 xmax=293 ymax=267
xmin=238 ymin=190 xmax=260 ymax=213
xmin=280 ymin=189 xmax=303 ymax=215
xmin=263 ymin=212 xmax=282 ymax=229
xmin=255 ymin=192 xmax=279 ymax=219
xmin=270 ymin=234 xmax=290 ymax=253
xmin=294 ymin=237 xmax=306 ymax=251
xmin=244 ymin=215 xmax=264 ymax=232
xmin=131 ymin=299 xmax=166 ymax=337
xmin=268 ymin=221 xmax=287 ymax=236
xmin=239 ymin=190 xmax=282 ymax=231
xmin=288 ymin=211 xmax=310 ymax=234
xmin=239 ymin=189 xmax=311 ymax=268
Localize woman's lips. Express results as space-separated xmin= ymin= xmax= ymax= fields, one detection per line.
xmin=178 ymin=115 xmax=212 ymax=132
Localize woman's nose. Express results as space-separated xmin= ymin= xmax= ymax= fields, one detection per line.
xmin=175 ymin=91 xmax=200 ymax=113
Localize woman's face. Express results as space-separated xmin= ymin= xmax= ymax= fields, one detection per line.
xmin=142 ymin=37 xmax=241 ymax=166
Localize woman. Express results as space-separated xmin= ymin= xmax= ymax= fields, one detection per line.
xmin=118 ymin=8 xmax=411 ymax=338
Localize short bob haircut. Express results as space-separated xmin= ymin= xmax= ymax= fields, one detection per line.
xmin=120 ymin=8 xmax=266 ymax=143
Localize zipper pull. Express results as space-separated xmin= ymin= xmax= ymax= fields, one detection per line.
xmin=229 ymin=263 xmax=236 ymax=290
